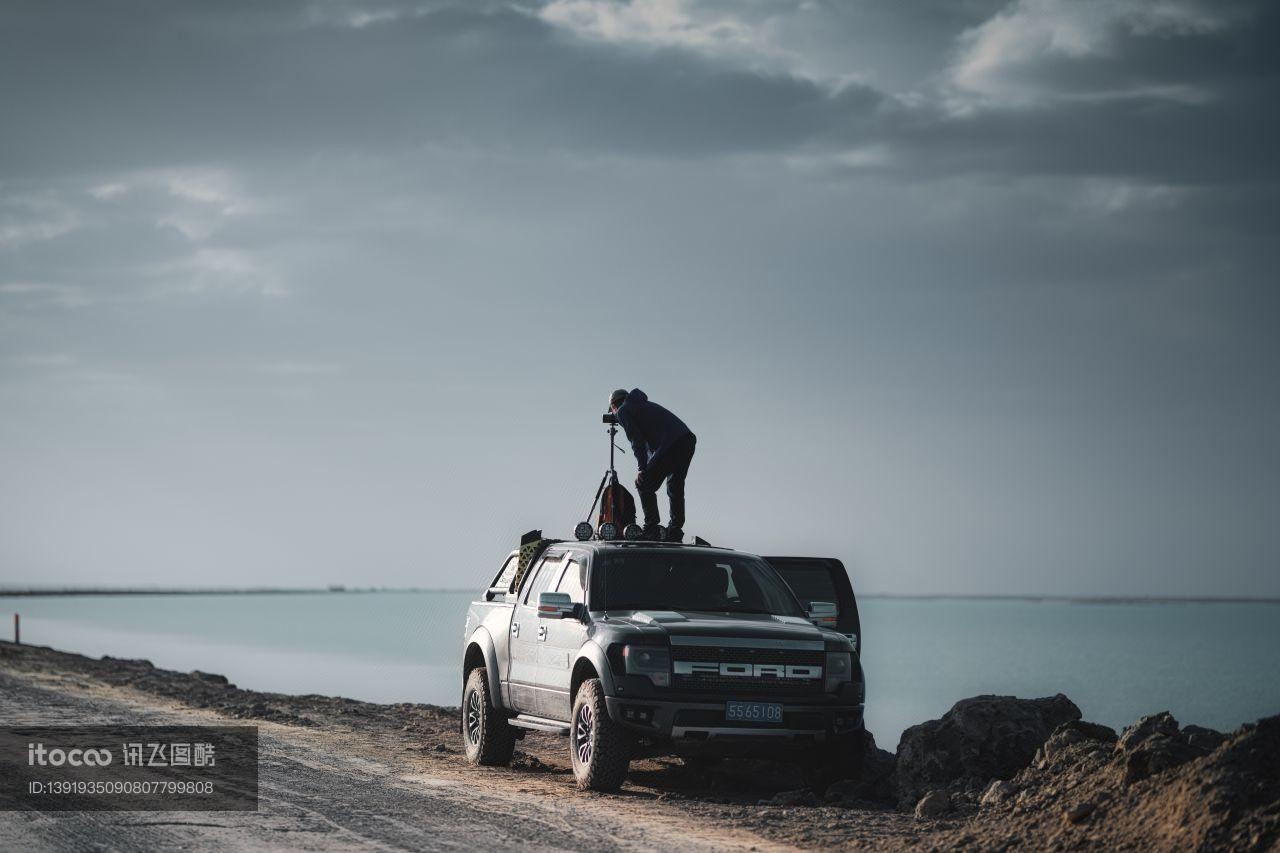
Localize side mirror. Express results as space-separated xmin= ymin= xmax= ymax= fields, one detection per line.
xmin=537 ymin=591 xmax=575 ymax=619
xmin=807 ymin=601 xmax=838 ymax=628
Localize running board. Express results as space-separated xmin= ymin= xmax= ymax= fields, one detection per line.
xmin=509 ymin=714 xmax=571 ymax=735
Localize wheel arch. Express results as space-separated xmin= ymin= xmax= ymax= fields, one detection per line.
xmin=462 ymin=627 xmax=505 ymax=708
xmin=571 ymin=641 xmax=615 ymax=699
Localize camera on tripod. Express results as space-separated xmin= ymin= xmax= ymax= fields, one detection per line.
xmin=577 ymin=411 xmax=643 ymax=541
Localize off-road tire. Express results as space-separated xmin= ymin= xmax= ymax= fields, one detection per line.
xmin=570 ymin=678 xmax=631 ymax=791
xmin=462 ymin=667 xmax=516 ymax=766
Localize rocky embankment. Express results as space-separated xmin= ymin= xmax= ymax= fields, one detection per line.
xmin=850 ymin=693 xmax=1279 ymax=851
xmin=2 ymin=641 xmax=1276 ymax=851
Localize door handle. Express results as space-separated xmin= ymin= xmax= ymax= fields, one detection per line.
xmin=511 ymin=622 xmax=519 ymax=638
xmin=538 ymin=624 xmax=547 ymax=642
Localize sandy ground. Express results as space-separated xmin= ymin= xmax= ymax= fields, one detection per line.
xmin=0 ymin=643 xmax=930 ymax=852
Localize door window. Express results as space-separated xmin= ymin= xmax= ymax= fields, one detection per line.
xmin=521 ymin=554 xmax=564 ymax=604
xmin=555 ymin=559 xmax=587 ymax=605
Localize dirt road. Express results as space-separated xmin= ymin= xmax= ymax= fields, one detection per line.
xmin=0 ymin=644 xmax=920 ymax=852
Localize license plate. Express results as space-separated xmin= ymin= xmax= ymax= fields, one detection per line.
xmin=725 ymin=701 xmax=783 ymax=723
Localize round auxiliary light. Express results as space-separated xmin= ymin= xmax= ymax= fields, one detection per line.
xmin=623 ymin=523 xmax=643 ymax=541
xmin=574 ymin=521 xmax=594 ymax=542
xmin=598 ymin=521 xmax=619 ymax=540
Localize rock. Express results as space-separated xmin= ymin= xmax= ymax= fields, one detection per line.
xmin=914 ymin=789 xmax=951 ymax=819
xmin=190 ymin=670 xmax=229 ymax=685
xmin=768 ymin=789 xmax=818 ymax=807
xmin=895 ymin=694 xmax=1081 ymax=808
xmin=1064 ymin=800 xmax=1096 ymax=823
xmin=1121 ymin=736 xmax=1203 ymax=785
xmin=433 ymin=743 xmax=448 ymax=753
xmin=980 ymin=779 xmax=1015 ymax=807
xmin=1038 ymin=720 xmax=1118 ymax=767
xmin=1116 ymin=713 xmax=1221 ymax=784
xmin=1117 ymin=712 xmax=1180 ymax=752
xmin=1181 ymin=725 xmax=1227 ymax=752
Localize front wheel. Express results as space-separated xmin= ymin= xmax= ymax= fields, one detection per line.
xmin=461 ymin=667 xmax=515 ymax=766
xmin=569 ymin=678 xmax=631 ymax=791
xmin=817 ymin=728 xmax=867 ymax=786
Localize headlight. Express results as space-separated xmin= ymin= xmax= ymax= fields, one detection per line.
xmin=624 ymin=645 xmax=671 ymax=687
xmin=825 ymin=651 xmax=852 ymax=693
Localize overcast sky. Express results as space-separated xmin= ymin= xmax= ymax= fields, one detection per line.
xmin=2 ymin=0 xmax=1277 ymax=596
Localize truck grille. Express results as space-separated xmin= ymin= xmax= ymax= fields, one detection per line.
xmin=671 ymin=645 xmax=824 ymax=695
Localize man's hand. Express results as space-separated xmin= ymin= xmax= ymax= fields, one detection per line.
xmin=634 ymin=472 xmax=646 ymax=491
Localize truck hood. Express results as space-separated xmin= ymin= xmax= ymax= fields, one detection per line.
xmin=605 ymin=609 xmax=827 ymax=644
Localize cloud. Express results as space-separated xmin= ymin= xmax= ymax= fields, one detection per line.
xmin=0 ymin=194 xmax=78 ymax=248
xmin=948 ymin=0 xmax=1250 ymax=107
xmin=256 ymin=361 xmax=346 ymax=376
xmin=88 ymin=182 xmax=129 ymax=200
xmin=4 ymin=352 xmax=77 ymax=368
xmin=0 ymin=282 xmax=92 ymax=309
xmin=539 ymin=0 xmax=758 ymax=52
xmin=162 ymin=248 xmax=288 ymax=298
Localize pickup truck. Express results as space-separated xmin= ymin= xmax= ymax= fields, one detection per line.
xmin=460 ymin=537 xmax=864 ymax=791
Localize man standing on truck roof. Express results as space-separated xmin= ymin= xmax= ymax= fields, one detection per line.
xmin=609 ymin=388 xmax=696 ymax=542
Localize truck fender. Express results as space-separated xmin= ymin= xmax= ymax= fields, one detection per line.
xmin=572 ymin=640 xmax=616 ymax=699
xmin=462 ymin=626 xmax=506 ymax=709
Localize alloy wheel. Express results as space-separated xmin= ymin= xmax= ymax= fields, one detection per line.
xmin=466 ymin=688 xmax=482 ymax=745
xmin=574 ymin=702 xmax=594 ymax=765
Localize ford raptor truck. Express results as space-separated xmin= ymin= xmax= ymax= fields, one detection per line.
xmin=460 ymin=539 xmax=864 ymax=792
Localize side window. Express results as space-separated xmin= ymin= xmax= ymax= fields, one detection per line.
xmin=491 ymin=555 xmax=519 ymax=593
xmin=555 ymin=558 xmax=587 ymax=605
xmin=521 ymin=554 xmax=564 ymax=605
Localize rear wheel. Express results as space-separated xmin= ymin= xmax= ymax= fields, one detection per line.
xmin=462 ymin=667 xmax=515 ymax=766
xmin=570 ymin=678 xmax=631 ymax=791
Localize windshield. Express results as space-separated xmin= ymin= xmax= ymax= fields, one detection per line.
xmin=596 ymin=550 xmax=804 ymax=617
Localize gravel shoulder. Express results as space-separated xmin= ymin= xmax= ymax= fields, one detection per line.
xmin=7 ymin=641 xmax=1273 ymax=852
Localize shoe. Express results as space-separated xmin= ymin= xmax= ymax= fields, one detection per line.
xmin=641 ymin=525 xmax=662 ymax=541
xmin=664 ymin=527 xmax=684 ymax=543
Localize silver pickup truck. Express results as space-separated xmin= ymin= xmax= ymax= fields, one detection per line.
xmin=461 ymin=538 xmax=864 ymax=791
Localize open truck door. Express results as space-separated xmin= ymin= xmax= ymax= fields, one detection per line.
xmin=763 ymin=557 xmax=861 ymax=654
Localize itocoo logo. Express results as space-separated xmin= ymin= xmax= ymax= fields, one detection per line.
xmin=28 ymin=743 xmax=113 ymax=767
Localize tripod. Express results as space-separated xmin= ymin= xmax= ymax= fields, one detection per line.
xmin=583 ymin=420 xmax=627 ymax=538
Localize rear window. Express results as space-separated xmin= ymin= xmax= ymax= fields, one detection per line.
xmin=491 ymin=556 xmax=519 ymax=592
xmin=772 ymin=563 xmax=840 ymax=611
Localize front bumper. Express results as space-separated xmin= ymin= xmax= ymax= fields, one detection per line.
xmin=604 ymin=679 xmax=864 ymax=753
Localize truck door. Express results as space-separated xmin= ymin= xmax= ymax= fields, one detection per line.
xmin=509 ymin=550 xmax=565 ymax=714
xmin=764 ymin=557 xmax=861 ymax=654
xmin=537 ymin=554 xmax=589 ymax=721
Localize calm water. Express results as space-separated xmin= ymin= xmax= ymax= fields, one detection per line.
xmin=3 ymin=592 xmax=1277 ymax=746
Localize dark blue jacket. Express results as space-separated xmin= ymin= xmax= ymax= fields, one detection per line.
xmin=616 ymin=389 xmax=692 ymax=472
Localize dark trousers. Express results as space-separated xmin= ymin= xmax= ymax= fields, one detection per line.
xmin=638 ymin=433 xmax=696 ymax=530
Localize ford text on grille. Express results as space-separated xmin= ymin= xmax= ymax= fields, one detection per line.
xmin=673 ymin=661 xmax=823 ymax=679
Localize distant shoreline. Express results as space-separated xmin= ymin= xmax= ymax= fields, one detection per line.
xmin=1 ymin=587 xmax=1277 ymax=604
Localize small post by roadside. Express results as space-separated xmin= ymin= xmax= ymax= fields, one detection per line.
xmin=13 ymin=613 xmax=18 ymax=644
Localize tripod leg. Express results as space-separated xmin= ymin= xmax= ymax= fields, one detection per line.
xmin=584 ymin=470 xmax=610 ymax=523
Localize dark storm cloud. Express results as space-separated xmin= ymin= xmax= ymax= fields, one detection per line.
xmin=0 ymin=0 xmax=884 ymax=177
xmin=3 ymin=0 xmax=1276 ymax=186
